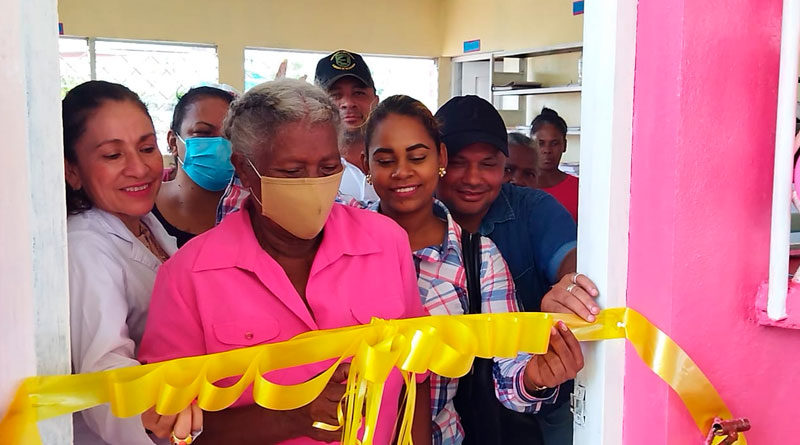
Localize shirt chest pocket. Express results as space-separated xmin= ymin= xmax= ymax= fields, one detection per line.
xmin=212 ymin=317 xmax=282 ymax=348
xmin=348 ymin=292 xmax=407 ymax=325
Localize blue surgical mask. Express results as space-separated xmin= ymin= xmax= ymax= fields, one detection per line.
xmin=176 ymin=135 xmax=234 ymax=191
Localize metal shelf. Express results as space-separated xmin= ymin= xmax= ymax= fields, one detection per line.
xmin=494 ymin=42 xmax=583 ymax=60
xmin=451 ymin=51 xmax=494 ymax=63
xmin=493 ymin=85 xmax=582 ymax=96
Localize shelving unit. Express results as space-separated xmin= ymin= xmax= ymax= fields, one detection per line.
xmin=494 ymin=42 xmax=584 ymax=59
xmin=492 ymin=85 xmax=582 ymax=96
xmin=450 ymin=42 xmax=583 ymax=164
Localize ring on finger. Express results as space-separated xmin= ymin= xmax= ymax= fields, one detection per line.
xmin=565 ymin=283 xmax=577 ymax=293
xmin=170 ymin=429 xmax=202 ymax=445
xmin=571 ymin=273 xmax=581 ymax=284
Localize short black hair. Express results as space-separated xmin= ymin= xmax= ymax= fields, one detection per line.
xmin=170 ymin=86 xmax=235 ymax=134
xmin=530 ymin=107 xmax=567 ymax=139
xmin=62 ymin=80 xmax=151 ymax=214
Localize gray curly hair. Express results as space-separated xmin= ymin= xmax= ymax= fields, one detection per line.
xmin=222 ymin=78 xmax=340 ymax=157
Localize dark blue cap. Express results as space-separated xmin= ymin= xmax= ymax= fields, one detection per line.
xmin=314 ymin=50 xmax=375 ymax=91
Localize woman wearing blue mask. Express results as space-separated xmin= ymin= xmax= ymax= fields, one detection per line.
xmin=153 ymin=86 xmax=236 ymax=246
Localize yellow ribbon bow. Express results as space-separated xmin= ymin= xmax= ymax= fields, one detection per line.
xmin=0 ymin=308 xmax=745 ymax=444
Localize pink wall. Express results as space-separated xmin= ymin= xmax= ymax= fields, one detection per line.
xmin=625 ymin=0 xmax=799 ymax=443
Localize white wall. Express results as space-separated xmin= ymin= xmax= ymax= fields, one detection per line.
xmin=0 ymin=0 xmax=71 ymax=442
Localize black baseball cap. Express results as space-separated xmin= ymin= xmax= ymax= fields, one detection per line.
xmin=434 ymin=95 xmax=509 ymax=157
xmin=314 ymin=50 xmax=375 ymax=91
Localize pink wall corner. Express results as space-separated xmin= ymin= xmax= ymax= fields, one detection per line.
xmin=626 ymin=0 xmax=800 ymax=443
xmin=755 ymin=280 xmax=800 ymax=328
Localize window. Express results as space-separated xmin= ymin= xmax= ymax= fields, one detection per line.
xmin=765 ymin=3 xmax=800 ymax=328
xmin=58 ymin=37 xmax=91 ymax=96
xmin=58 ymin=37 xmax=219 ymax=149
xmin=244 ymin=48 xmax=439 ymax=112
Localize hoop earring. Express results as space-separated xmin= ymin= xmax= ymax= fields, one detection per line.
xmin=438 ymin=167 xmax=447 ymax=178
xmin=365 ymin=174 xmax=373 ymax=185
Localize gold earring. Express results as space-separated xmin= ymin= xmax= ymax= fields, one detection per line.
xmin=365 ymin=174 xmax=373 ymax=185
xmin=438 ymin=167 xmax=447 ymax=178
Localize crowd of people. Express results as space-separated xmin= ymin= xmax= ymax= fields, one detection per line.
xmin=63 ymin=49 xmax=596 ymax=445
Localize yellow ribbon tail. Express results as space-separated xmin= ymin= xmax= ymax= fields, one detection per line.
xmin=0 ymin=382 xmax=42 ymax=445
xmin=621 ymin=309 xmax=746 ymax=444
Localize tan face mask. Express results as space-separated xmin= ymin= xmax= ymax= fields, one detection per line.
xmin=247 ymin=159 xmax=343 ymax=239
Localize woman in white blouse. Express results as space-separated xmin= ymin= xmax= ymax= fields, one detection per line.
xmin=63 ymin=81 xmax=201 ymax=444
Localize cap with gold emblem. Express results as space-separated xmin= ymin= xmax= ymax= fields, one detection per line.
xmin=314 ymin=49 xmax=375 ymax=91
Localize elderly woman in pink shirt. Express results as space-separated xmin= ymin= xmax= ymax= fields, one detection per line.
xmin=138 ymin=79 xmax=431 ymax=444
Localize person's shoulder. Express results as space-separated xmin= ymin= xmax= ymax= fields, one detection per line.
xmin=67 ymin=208 xmax=105 ymax=233
xmin=565 ymin=173 xmax=579 ymax=184
xmin=66 ymin=209 xmax=129 ymax=263
xmin=499 ymin=183 xmax=571 ymax=222
xmin=500 ymin=183 xmax=555 ymax=207
xmin=332 ymin=203 xmax=408 ymax=239
xmin=67 ymin=209 xmax=116 ymax=245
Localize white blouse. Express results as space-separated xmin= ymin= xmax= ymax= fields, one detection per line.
xmin=67 ymin=208 xmax=177 ymax=445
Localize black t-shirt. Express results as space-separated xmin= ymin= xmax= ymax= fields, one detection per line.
xmin=151 ymin=205 xmax=195 ymax=248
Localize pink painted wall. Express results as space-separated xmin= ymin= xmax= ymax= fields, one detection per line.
xmin=625 ymin=0 xmax=800 ymax=443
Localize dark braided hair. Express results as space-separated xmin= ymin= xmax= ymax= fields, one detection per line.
xmin=530 ymin=107 xmax=567 ymax=139
xmin=364 ymin=95 xmax=441 ymax=160
xmin=63 ymin=81 xmax=152 ymax=214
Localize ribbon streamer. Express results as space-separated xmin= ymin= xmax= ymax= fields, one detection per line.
xmin=0 ymin=308 xmax=745 ymax=444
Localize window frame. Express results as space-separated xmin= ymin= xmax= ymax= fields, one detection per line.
xmin=766 ymin=0 xmax=800 ymax=325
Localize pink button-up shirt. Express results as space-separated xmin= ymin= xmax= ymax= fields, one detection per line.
xmin=139 ymin=202 xmax=427 ymax=444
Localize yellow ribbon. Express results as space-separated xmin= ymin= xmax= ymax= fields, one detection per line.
xmin=0 ymin=308 xmax=745 ymax=444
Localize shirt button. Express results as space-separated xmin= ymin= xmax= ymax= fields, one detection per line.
xmin=244 ymin=332 xmax=254 ymax=340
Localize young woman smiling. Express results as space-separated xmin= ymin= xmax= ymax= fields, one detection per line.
xmin=363 ymin=95 xmax=561 ymax=445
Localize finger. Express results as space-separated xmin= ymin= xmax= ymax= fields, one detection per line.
xmin=331 ymin=362 xmax=351 ymax=383
xmin=542 ymin=287 xmax=596 ymax=322
xmin=153 ymin=410 xmax=179 ymax=439
xmin=543 ymin=332 xmax=571 ymax=380
xmin=140 ymin=408 xmax=161 ymax=434
xmin=275 ymin=59 xmax=288 ymax=79
xmin=571 ymin=286 xmax=600 ymax=316
xmin=191 ymin=402 xmax=203 ymax=433
xmin=537 ymin=328 xmax=561 ymax=386
xmin=548 ymin=325 xmax=578 ymax=378
xmin=557 ymin=321 xmax=585 ymax=371
xmin=312 ymin=429 xmax=343 ymax=443
xmin=151 ymin=413 xmax=176 ymax=438
xmin=318 ymin=400 xmax=342 ymax=424
xmin=325 ymin=385 xmax=346 ymax=403
xmin=323 ymin=378 xmax=347 ymax=402
xmin=172 ymin=408 xmax=192 ymax=439
xmin=575 ymin=273 xmax=600 ymax=297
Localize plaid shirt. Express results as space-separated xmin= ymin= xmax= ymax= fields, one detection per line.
xmin=215 ymin=174 xmax=249 ymax=224
xmin=368 ymin=200 xmax=557 ymax=445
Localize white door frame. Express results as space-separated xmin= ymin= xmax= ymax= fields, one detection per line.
xmin=573 ymin=0 xmax=637 ymax=443
xmin=0 ymin=0 xmax=71 ymax=442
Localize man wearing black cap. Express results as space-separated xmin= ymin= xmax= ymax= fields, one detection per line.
xmin=315 ymin=50 xmax=379 ymax=203
xmin=435 ymin=95 xmax=601 ymax=445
